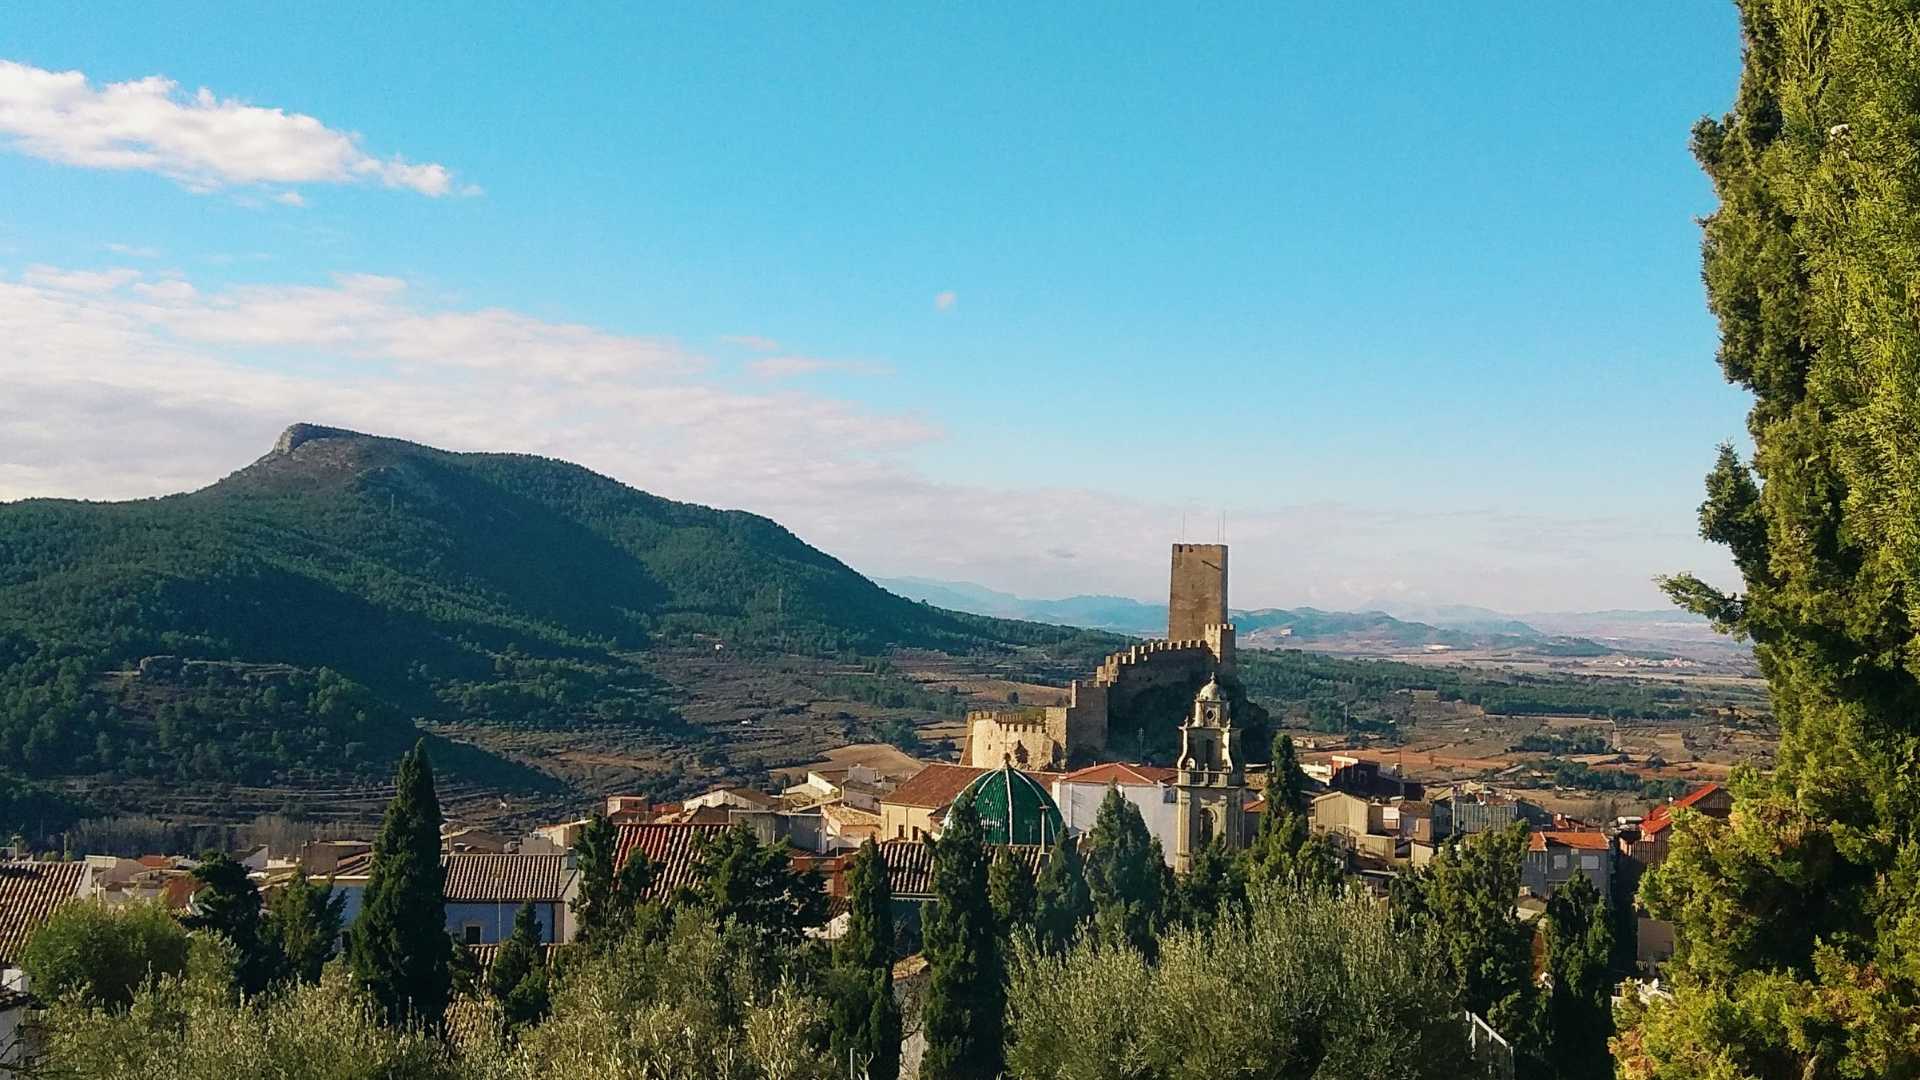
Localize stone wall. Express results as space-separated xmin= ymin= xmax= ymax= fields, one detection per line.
xmin=963 ymin=710 xmax=1062 ymax=770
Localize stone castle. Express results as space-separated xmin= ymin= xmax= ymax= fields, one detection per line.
xmin=963 ymin=543 xmax=1237 ymax=770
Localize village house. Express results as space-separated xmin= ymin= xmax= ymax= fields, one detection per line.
xmin=1052 ymin=762 xmax=1178 ymax=860
xmin=1308 ymin=790 xmax=1402 ymax=862
xmin=1523 ymin=830 xmax=1613 ymax=901
xmin=443 ymin=853 xmax=580 ymax=946
xmin=0 ymin=860 xmax=88 ymax=1076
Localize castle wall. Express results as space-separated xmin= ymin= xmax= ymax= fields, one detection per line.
xmin=964 ymin=710 xmax=1062 ymax=770
xmin=1168 ymin=543 xmax=1228 ymax=642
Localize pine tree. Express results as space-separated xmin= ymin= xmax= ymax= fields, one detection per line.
xmin=831 ymin=838 xmax=900 ymax=1080
xmin=1624 ymin=3 xmax=1920 ymax=1071
xmin=987 ymin=848 xmax=1036 ymax=936
xmin=185 ymin=852 xmax=282 ymax=995
xmin=265 ymin=872 xmax=346 ymax=984
xmin=489 ymin=902 xmax=550 ymax=1031
xmin=1418 ymin=823 xmax=1535 ymax=1045
xmin=918 ymin=799 xmax=1002 ymax=1080
xmin=1031 ymin=835 xmax=1091 ymax=954
xmin=1082 ymin=787 xmax=1166 ymax=957
xmin=1541 ymin=873 xmax=1612 ymax=1080
xmin=683 ymin=824 xmax=826 ymax=945
xmin=347 ymin=740 xmax=451 ymax=1031
xmin=1177 ymin=835 xmax=1246 ymax=931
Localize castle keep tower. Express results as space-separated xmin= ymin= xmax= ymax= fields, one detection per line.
xmin=1173 ymin=677 xmax=1246 ymax=872
xmin=1168 ymin=543 xmax=1228 ymax=642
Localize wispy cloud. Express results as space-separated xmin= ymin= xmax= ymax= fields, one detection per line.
xmin=934 ymin=290 xmax=957 ymax=312
xmin=745 ymin=356 xmax=892 ymax=380
xmin=721 ymin=334 xmax=781 ymax=352
xmin=104 ymin=242 xmax=161 ymax=258
xmin=0 ymin=60 xmax=470 ymax=199
xmin=0 ymin=262 xmax=1732 ymax=611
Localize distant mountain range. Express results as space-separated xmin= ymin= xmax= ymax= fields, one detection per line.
xmin=876 ymin=577 xmax=1718 ymax=659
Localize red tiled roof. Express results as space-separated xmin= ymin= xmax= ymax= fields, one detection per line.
xmin=1529 ymin=830 xmax=1612 ymax=852
xmin=1057 ymin=762 xmax=1176 ymax=786
xmin=884 ymin=764 xmax=1062 ymax=810
xmin=1641 ymin=782 xmax=1726 ymax=836
xmin=442 ymin=854 xmax=577 ymax=903
xmin=613 ymin=823 xmax=733 ymax=900
xmin=466 ymin=942 xmax=565 ymax=969
xmin=876 ymin=840 xmax=1049 ymax=900
xmin=0 ymin=860 xmax=87 ymax=966
xmin=885 ymin=764 xmax=988 ymax=809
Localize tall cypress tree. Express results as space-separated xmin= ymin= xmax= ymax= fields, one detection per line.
xmin=831 ymin=838 xmax=900 ymax=1080
xmin=489 ymin=902 xmax=550 ymax=1031
xmin=1626 ymin=3 xmax=1920 ymax=1071
xmin=1082 ymin=787 xmax=1165 ymax=957
xmin=1267 ymin=733 xmax=1307 ymax=817
xmin=987 ymin=848 xmax=1036 ymax=936
xmin=1542 ymin=874 xmax=1612 ymax=1080
xmin=569 ymin=813 xmax=620 ymax=948
xmin=1031 ymin=835 xmax=1091 ymax=954
xmin=348 ymin=740 xmax=451 ymax=1031
xmin=918 ymin=800 xmax=1002 ymax=1080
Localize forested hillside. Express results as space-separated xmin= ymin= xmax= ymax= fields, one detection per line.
xmin=0 ymin=424 xmax=1078 ymax=805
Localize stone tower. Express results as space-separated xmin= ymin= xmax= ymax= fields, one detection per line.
xmin=1168 ymin=543 xmax=1228 ymax=642
xmin=1173 ymin=676 xmax=1246 ymax=872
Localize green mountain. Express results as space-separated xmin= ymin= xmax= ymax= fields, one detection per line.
xmin=0 ymin=424 xmax=1078 ymax=810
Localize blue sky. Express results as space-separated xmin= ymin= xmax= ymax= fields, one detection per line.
xmin=0 ymin=5 xmax=1749 ymax=611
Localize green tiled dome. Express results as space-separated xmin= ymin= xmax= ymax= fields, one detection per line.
xmin=946 ymin=764 xmax=1066 ymax=847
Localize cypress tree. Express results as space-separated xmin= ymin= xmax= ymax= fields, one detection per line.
xmin=1031 ymin=835 xmax=1091 ymax=954
xmin=569 ymin=813 xmax=620 ymax=948
xmin=185 ymin=852 xmax=282 ymax=995
xmin=1624 ymin=3 xmax=1920 ymax=1070
xmin=683 ymin=824 xmax=826 ymax=945
xmin=830 ymin=838 xmax=901 ymax=1080
xmin=918 ymin=799 xmax=1002 ymax=1080
xmin=1541 ymin=874 xmax=1612 ymax=1080
xmin=489 ymin=902 xmax=550 ymax=1031
xmin=348 ymin=740 xmax=451 ymax=1031
xmin=265 ymin=872 xmax=346 ymax=984
xmin=1082 ymin=786 xmax=1165 ymax=957
xmin=1419 ymin=824 xmax=1536 ymax=1051
xmin=987 ymin=847 xmax=1036 ymax=936
xmin=1177 ymin=835 xmax=1246 ymax=931
xmin=1267 ymin=733 xmax=1307 ymax=817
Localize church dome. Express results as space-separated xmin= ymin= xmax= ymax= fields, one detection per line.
xmin=1196 ymin=677 xmax=1225 ymax=703
xmin=946 ymin=763 xmax=1066 ymax=847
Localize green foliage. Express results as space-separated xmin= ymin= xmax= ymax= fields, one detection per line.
xmin=988 ymin=848 xmax=1037 ymax=936
xmin=1542 ymin=873 xmax=1613 ymax=1080
xmin=1249 ymin=804 xmax=1343 ymax=891
xmin=1030 ymin=835 xmax=1091 ymax=955
xmin=680 ymin=824 xmax=828 ymax=946
xmin=1269 ymin=733 xmax=1306 ymax=813
xmin=1516 ymin=730 xmax=1611 ymax=755
xmin=347 ymin=740 xmax=451 ymax=1031
xmin=1175 ymin=836 xmax=1246 ymax=932
xmin=1408 ymin=824 xmax=1537 ymax=1050
xmin=568 ymin=813 xmax=624 ymax=949
xmin=488 ymin=902 xmax=551 ymax=1031
xmin=831 ymin=839 xmax=901 ymax=1080
xmin=20 ymin=898 xmax=191 ymax=1008
xmin=265 ymin=873 xmax=346 ymax=985
xmin=1624 ymin=4 xmax=1920 ymax=1073
xmin=1082 ymin=787 xmax=1167 ymax=958
xmin=919 ymin=798 xmax=1004 ymax=1080
xmin=184 ymin=852 xmax=280 ymax=996
xmin=1005 ymin=878 xmax=1473 ymax=1080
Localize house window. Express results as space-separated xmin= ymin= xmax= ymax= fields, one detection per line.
xmin=1552 ymin=854 xmax=1567 ymax=870
xmin=1580 ymin=855 xmax=1600 ymax=870
xmin=463 ymin=924 xmax=483 ymax=946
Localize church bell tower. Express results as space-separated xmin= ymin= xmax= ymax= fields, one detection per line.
xmin=1173 ymin=677 xmax=1247 ymax=872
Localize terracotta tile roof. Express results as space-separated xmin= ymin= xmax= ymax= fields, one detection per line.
xmin=1529 ymin=830 xmax=1612 ymax=852
xmin=884 ymin=764 xmax=988 ymax=809
xmin=0 ymin=860 xmax=87 ymax=966
xmin=613 ymin=823 xmax=733 ymax=900
xmin=441 ymin=854 xmax=577 ymax=904
xmin=1057 ymin=762 xmax=1176 ymax=786
xmin=466 ymin=942 xmax=565 ymax=968
xmin=1245 ymin=797 xmax=1267 ymax=815
xmin=876 ymin=840 xmax=1049 ymax=900
xmin=884 ymin=764 xmax=1062 ymax=810
xmin=1642 ymin=782 xmax=1726 ymax=836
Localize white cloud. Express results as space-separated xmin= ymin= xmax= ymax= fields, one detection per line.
xmin=104 ymin=242 xmax=161 ymax=258
xmin=0 ymin=262 xmax=1733 ymax=611
xmin=934 ymin=290 xmax=957 ymax=312
xmin=0 ymin=60 xmax=466 ymax=198
xmin=746 ymin=356 xmax=891 ymax=379
xmin=720 ymin=334 xmax=781 ymax=352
